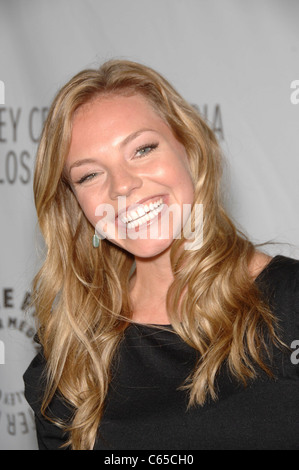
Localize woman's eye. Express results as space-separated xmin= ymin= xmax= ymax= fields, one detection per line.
xmin=77 ymin=172 xmax=97 ymax=184
xmin=134 ymin=143 xmax=158 ymax=159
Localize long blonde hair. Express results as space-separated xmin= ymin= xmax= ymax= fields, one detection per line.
xmin=33 ymin=59 xmax=279 ymax=449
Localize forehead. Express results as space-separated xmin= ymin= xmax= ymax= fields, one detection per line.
xmin=73 ymin=93 xmax=162 ymax=129
xmin=68 ymin=93 xmax=170 ymax=153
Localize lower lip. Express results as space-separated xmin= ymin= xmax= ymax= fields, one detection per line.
xmin=116 ymin=195 xmax=169 ymax=234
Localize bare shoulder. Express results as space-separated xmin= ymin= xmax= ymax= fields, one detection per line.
xmin=248 ymin=251 xmax=273 ymax=280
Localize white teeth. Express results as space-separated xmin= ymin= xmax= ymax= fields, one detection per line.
xmin=137 ymin=207 xmax=146 ymax=217
xmin=121 ymin=197 xmax=164 ymax=229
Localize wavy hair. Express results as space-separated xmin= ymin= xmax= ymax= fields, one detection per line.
xmin=32 ymin=59 xmax=279 ymax=449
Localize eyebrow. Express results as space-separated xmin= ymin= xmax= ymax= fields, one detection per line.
xmin=68 ymin=128 xmax=157 ymax=174
xmin=69 ymin=158 xmax=99 ymax=173
xmin=119 ymin=128 xmax=156 ymax=148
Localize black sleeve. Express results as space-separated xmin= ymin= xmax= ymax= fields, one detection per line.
xmin=257 ymin=255 xmax=299 ymax=379
xmin=23 ymin=350 xmax=72 ymax=450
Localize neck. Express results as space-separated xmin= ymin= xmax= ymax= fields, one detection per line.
xmin=129 ymin=249 xmax=174 ymax=324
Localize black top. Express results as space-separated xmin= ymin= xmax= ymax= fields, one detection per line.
xmin=23 ymin=255 xmax=299 ymax=450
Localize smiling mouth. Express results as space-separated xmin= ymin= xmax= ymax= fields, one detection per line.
xmin=120 ymin=197 xmax=164 ymax=229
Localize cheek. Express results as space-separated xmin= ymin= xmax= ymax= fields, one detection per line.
xmin=74 ymin=191 xmax=99 ymax=226
xmin=176 ymin=155 xmax=195 ymax=200
xmin=76 ymin=192 xmax=117 ymax=240
xmin=167 ymin=158 xmax=194 ymax=199
xmin=182 ymin=170 xmax=195 ymax=202
xmin=151 ymin=151 xmax=190 ymax=182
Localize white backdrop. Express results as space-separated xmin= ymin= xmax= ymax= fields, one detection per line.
xmin=0 ymin=0 xmax=298 ymax=450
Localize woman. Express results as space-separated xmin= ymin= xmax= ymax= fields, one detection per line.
xmin=24 ymin=59 xmax=299 ymax=450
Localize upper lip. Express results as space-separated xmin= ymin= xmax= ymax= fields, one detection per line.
xmin=116 ymin=194 xmax=166 ymax=221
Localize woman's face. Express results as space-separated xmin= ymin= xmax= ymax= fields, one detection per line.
xmin=65 ymin=93 xmax=195 ymax=258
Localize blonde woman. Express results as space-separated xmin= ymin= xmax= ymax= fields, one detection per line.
xmin=24 ymin=60 xmax=299 ymax=450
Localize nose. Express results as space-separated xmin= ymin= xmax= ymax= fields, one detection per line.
xmin=108 ymin=165 xmax=143 ymax=200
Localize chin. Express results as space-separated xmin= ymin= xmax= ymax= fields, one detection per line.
xmin=114 ymin=238 xmax=173 ymax=259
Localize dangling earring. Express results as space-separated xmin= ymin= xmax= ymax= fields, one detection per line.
xmin=92 ymin=232 xmax=100 ymax=248
xmin=92 ymin=229 xmax=103 ymax=248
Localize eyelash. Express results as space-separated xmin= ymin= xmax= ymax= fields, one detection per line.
xmin=76 ymin=173 xmax=97 ymax=184
xmin=76 ymin=143 xmax=159 ymax=184
xmin=134 ymin=142 xmax=159 ymax=158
